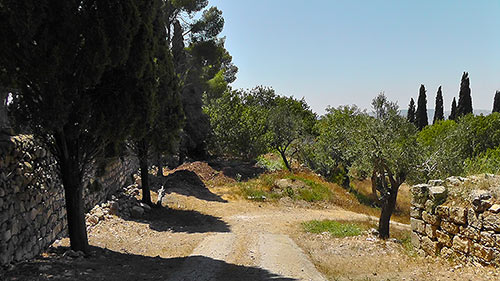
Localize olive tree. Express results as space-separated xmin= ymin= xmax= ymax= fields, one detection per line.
xmin=352 ymin=93 xmax=420 ymax=238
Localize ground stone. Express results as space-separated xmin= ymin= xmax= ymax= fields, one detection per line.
xmin=421 ymin=236 xmax=440 ymax=255
xmin=452 ymin=236 xmax=471 ymax=253
xmin=483 ymin=212 xmax=500 ymax=232
xmin=410 ymin=218 xmax=426 ymax=234
xmin=449 ymin=207 xmax=467 ymax=225
xmin=130 ymin=206 xmax=144 ymax=218
xmin=441 ymin=221 xmax=460 ymax=235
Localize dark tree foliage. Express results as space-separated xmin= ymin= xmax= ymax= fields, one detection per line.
xmin=457 ymin=72 xmax=473 ymax=117
xmin=164 ymin=1 xmax=237 ymax=162
xmin=407 ymin=98 xmax=416 ymax=124
xmin=449 ymin=98 xmax=457 ymax=120
xmin=415 ymin=84 xmax=428 ymax=130
xmin=0 ymin=0 xmax=149 ymax=252
xmin=118 ymin=2 xmax=184 ymax=205
xmin=493 ymin=91 xmax=500 ymax=113
xmin=433 ymin=86 xmax=444 ymax=124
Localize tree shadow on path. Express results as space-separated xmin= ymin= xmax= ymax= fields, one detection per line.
xmin=2 ymin=246 xmax=298 ymax=281
xmin=143 ymin=206 xmax=231 ymax=233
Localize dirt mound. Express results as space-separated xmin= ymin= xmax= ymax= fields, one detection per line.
xmin=167 ymin=161 xmax=234 ymax=184
xmin=160 ymin=170 xmax=227 ymax=203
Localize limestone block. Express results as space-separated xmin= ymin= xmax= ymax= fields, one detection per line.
xmin=449 ymin=206 xmax=467 ymax=225
xmin=425 ymin=224 xmax=438 ymax=239
xmin=459 ymin=226 xmax=480 ymax=241
xmin=482 ymin=212 xmax=500 ymax=232
xmin=422 ymin=211 xmax=440 ymax=226
xmin=440 ymin=246 xmax=454 ymax=258
xmin=428 ymin=179 xmax=444 ymax=186
xmin=435 ymin=205 xmax=449 ymax=218
xmin=429 ymin=186 xmax=447 ymax=202
xmin=489 ymin=204 xmax=500 ymax=213
xmin=411 ymin=184 xmax=429 ymax=206
xmin=467 ymin=208 xmax=482 ymax=229
xmin=480 ymin=231 xmax=495 ymax=247
xmin=436 ymin=230 xmax=453 ymax=247
xmin=441 ymin=221 xmax=460 ymax=234
xmin=421 ymin=236 xmax=440 ymax=255
xmin=411 ymin=218 xmax=426 ymax=234
xmin=452 ymin=236 xmax=471 ymax=253
xmin=411 ymin=231 xmax=421 ymax=248
xmin=472 ymin=243 xmax=494 ymax=262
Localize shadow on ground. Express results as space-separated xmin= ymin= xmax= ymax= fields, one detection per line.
xmin=1 ymin=246 xmax=297 ymax=281
xmin=143 ymin=206 xmax=231 ymax=233
xmin=208 ymin=159 xmax=265 ymax=181
xmin=161 ymin=170 xmax=227 ymax=202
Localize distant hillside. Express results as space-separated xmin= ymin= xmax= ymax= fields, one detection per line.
xmin=399 ymin=109 xmax=492 ymax=121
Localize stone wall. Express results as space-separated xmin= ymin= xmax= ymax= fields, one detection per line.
xmin=0 ymin=134 xmax=137 ymax=265
xmin=410 ymin=175 xmax=500 ymax=265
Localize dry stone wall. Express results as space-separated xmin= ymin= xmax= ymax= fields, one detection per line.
xmin=410 ymin=175 xmax=500 ymax=265
xmin=0 ymin=134 xmax=137 ymax=265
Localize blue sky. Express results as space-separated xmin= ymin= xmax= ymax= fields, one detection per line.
xmin=209 ymin=0 xmax=500 ymax=115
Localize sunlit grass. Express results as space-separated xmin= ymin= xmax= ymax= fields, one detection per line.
xmin=302 ymin=220 xmax=365 ymax=237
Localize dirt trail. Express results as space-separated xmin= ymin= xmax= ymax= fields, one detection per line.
xmin=3 ymin=184 xmax=499 ymax=281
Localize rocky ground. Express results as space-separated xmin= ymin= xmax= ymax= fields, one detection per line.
xmin=1 ymin=161 xmax=500 ymax=280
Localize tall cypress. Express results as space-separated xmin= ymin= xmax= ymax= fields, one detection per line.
xmin=407 ymin=98 xmax=416 ymax=124
xmin=457 ymin=72 xmax=473 ymax=117
xmin=449 ymin=98 xmax=457 ymax=120
xmin=433 ymin=86 xmax=444 ymax=124
xmin=415 ymin=84 xmax=428 ymax=130
xmin=493 ymin=91 xmax=500 ymax=113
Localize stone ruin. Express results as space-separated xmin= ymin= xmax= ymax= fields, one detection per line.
xmin=410 ymin=174 xmax=500 ymax=265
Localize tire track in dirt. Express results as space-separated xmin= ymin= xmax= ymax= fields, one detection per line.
xmin=165 ymin=233 xmax=236 ymax=281
xmin=258 ymin=233 xmax=327 ymax=281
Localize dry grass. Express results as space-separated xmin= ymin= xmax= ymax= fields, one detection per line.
xmin=351 ymin=179 xmax=411 ymax=224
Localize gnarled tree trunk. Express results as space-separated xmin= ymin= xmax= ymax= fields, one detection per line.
xmin=56 ymin=133 xmax=89 ymax=253
xmin=378 ymin=185 xmax=399 ymax=239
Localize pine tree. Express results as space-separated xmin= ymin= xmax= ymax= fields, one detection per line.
xmin=407 ymin=98 xmax=416 ymax=124
xmin=433 ymin=86 xmax=444 ymax=124
xmin=415 ymin=84 xmax=428 ymax=130
xmin=449 ymin=98 xmax=457 ymax=120
xmin=457 ymin=72 xmax=473 ymax=117
xmin=493 ymin=91 xmax=500 ymax=113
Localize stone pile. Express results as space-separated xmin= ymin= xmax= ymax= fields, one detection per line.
xmin=0 ymin=135 xmax=138 ymax=266
xmin=85 ymin=183 xmax=152 ymax=229
xmin=411 ymin=175 xmax=500 ymax=265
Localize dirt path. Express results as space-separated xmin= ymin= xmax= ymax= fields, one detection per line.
xmin=3 ymin=190 xmax=500 ymax=281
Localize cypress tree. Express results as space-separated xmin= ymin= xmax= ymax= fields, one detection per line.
xmin=415 ymin=84 xmax=428 ymax=130
xmin=407 ymin=98 xmax=416 ymax=124
xmin=433 ymin=86 xmax=444 ymax=124
xmin=0 ymin=0 xmax=148 ymax=253
xmin=493 ymin=91 xmax=500 ymax=113
xmin=449 ymin=98 xmax=457 ymax=120
xmin=457 ymin=72 xmax=473 ymax=117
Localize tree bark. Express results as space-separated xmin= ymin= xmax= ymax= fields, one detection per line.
xmin=341 ymin=166 xmax=351 ymax=189
xmin=57 ymin=134 xmax=89 ymax=253
xmin=370 ymin=171 xmax=380 ymax=203
xmin=279 ymin=149 xmax=291 ymax=171
xmin=138 ymin=139 xmax=152 ymax=205
xmin=378 ymin=184 xmax=400 ymax=239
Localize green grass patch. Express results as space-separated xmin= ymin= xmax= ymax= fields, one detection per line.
xmin=302 ymin=220 xmax=365 ymax=237
xmin=285 ymin=175 xmax=334 ymax=202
